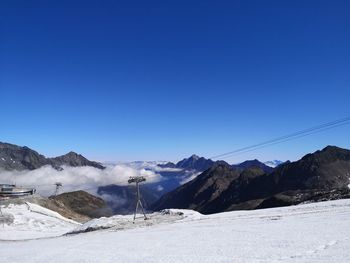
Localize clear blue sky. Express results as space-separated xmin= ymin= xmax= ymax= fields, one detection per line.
xmin=1 ymin=0 xmax=349 ymax=163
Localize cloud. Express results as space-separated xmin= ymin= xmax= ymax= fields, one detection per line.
xmin=0 ymin=164 xmax=162 ymax=197
xmin=122 ymin=161 xmax=183 ymax=172
xmin=153 ymin=167 xmax=183 ymax=172
xmin=179 ymin=171 xmax=201 ymax=185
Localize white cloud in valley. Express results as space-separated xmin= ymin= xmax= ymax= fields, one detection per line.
xmin=0 ymin=164 xmax=162 ymax=197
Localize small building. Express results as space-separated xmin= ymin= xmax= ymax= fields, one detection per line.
xmin=0 ymin=184 xmax=36 ymax=198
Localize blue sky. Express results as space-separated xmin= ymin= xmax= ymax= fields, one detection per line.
xmin=1 ymin=0 xmax=349 ymax=163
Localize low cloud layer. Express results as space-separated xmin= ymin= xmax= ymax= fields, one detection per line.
xmin=0 ymin=164 xmax=162 ymax=197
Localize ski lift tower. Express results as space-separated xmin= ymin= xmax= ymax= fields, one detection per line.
xmin=128 ymin=176 xmax=148 ymax=221
xmin=54 ymin=182 xmax=62 ymax=196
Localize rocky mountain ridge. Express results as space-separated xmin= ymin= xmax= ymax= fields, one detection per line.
xmin=152 ymin=146 xmax=350 ymax=213
xmin=0 ymin=142 xmax=105 ymax=170
xmin=158 ymin=154 xmax=218 ymax=171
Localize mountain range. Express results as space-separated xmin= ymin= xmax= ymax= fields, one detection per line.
xmin=158 ymin=154 xmax=217 ymax=171
xmin=151 ymin=146 xmax=350 ymax=213
xmin=0 ymin=142 xmax=104 ymax=170
xmin=0 ymin=141 xmax=278 ymax=174
xmin=2 ymin=141 xmax=349 ymax=216
xmin=232 ymin=159 xmax=274 ymax=173
xmin=158 ymin=154 xmax=276 ymax=173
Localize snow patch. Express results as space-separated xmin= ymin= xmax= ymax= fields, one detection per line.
xmin=264 ymin=160 xmax=284 ymax=168
xmin=26 ymin=202 xmax=78 ymax=224
xmin=0 ymin=203 xmax=79 ymax=241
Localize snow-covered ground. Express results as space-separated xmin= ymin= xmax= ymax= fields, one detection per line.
xmin=1 ymin=199 xmax=350 ymax=262
xmin=70 ymin=209 xmax=193 ymax=234
xmin=0 ymin=202 xmax=79 ymax=240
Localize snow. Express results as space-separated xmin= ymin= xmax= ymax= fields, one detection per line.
xmin=264 ymin=160 xmax=284 ymax=168
xmin=0 ymin=202 xmax=79 ymax=240
xmin=26 ymin=202 xmax=78 ymax=224
xmin=1 ymin=199 xmax=350 ymax=262
xmin=70 ymin=209 xmax=197 ymax=234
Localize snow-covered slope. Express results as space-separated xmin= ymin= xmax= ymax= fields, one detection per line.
xmin=1 ymin=199 xmax=350 ymax=262
xmin=70 ymin=209 xmax=200 ymax=234
xmin=0 ymin=202 xmax=79 ymax=240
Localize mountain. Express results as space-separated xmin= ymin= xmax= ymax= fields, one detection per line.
xmin=49 ymin=151 xmax=105 ymax=170
xmin=0 ymin=142 xmax=105 ymax=170
xmin=264 ymin=160 xmax=284 ymax=168
xmin=268 ymin=145 xmax=350 ymax=191
xmin=155 ymin=155 xmax=229 ymax=196
xmin=0 ymin=142 xmax=50 ymax=170
xmin=151 ymin=164 xmax=265 ymax=213
xmin=159 ymin=154 xmax=227 ymax=172
xmin=152 ymin=146 xmax=350 ymax=214
xmin=158 ymin=161 xmax=177 ymax=168
xmin=49 ymin=190 xmax=113 ymax=218
xmin=151 ymin=164 xmax=241 ymax=212
xmin=175 ymin=154 xmax=215 ymax=170
xmin=232 ymin=159 xmax=274 ymax=173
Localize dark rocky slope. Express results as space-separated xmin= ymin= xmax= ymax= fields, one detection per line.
xmin=49 ymin=151 xmax=105 ymax=169
xmin=158 ymin=154 xmax=221 ymax=171
xmin=0 ymin=142 xmax=105 ymax=170
xmin=0 ymin=142 xmax=50 ymax=170
xmin=152 ymin=146 xmax=350 ymax=214
xmin=232 ymin=159 xmax=274 ymax=173
xmin=49 ymin=190 xmax=113 ymax=218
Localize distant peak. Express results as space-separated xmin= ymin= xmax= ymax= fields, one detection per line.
xmin=65 ymin=151 xmax=80 ymax=156
xmin=190 ymin=154 xmax=200 ymax=160
xmin=241 ymin=159 xmax=263 ymax=164
xmin=311 ymin=145 xmax=349 ymax=156
xmin=322 ymin=145 xmax=340 ymax=151
xmin=264 ymin=160 xmax=284 ymax=168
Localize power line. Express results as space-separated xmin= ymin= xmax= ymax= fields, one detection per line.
xmin=210 ymin=116 xmax=350 ymax=160
xmin=222 ymin=121 xmax=350 ymax=158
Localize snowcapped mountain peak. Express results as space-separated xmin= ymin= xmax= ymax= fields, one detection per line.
xmin=264 ymin=160 xmax=284 ymax=168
